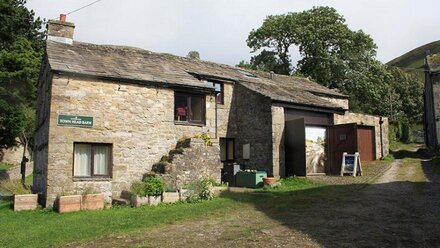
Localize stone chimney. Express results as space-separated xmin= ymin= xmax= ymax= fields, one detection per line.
xmin=47 ymin=14 xmax=75 ymax=45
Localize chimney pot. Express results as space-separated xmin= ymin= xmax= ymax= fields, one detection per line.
xmin=60 ymin=14 xmax=66 ymax=22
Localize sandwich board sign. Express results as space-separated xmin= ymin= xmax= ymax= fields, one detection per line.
xmin=340 ymin=152 xmax=362 ymax=177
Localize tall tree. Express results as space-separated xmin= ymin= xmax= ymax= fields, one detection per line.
xmin=186 ymin=51 xmax=200 ymax=60
xmin=243 ymin=7 xmax=394 ymax=117
xmin=0 ymin=0 xmax=44 ymax=149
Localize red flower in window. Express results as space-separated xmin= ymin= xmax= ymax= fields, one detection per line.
xmin=177 ymin=106 xmax=187 ymax=117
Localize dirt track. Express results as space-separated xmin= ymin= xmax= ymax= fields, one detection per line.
xmin=68 ymin=154 xmax=440 ymax=248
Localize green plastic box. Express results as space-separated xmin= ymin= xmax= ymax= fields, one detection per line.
xmin=235 ymin=171 xmax=267 ymax=188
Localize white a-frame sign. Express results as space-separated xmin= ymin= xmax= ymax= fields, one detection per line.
xmin=340 ymin=152 xmax=362 ymax=177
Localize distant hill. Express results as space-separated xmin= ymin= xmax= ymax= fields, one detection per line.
xmin=387 ymin=40 xmax=440 ymax=70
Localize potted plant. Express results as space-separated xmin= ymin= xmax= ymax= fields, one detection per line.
xmin=144 ymin=175 xmax=165 ymax=205
xmin=130 ymin=174 xmax=165 ymax=207
xmin=263 ymin=176 xmax=278 ymax=186
xmin=130 ymin=182 xmax=149 ymax=207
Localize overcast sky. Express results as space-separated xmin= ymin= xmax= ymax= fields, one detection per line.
xmin=27 ymin=0 xmax=440 ymax=67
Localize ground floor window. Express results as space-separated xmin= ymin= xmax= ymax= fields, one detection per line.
xmin=220 ymin=138 xmax=235 ymax=162
xmin=74 ymin=143 xmax=112 ymax=177
xmin=174 ymin=92 xmax=205 ymax=124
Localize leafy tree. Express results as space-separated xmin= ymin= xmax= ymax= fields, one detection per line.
xmin=387 ymin=68 xmax=424 ymax=124
xmin=237 ymin=50 xmax=288 ymax=74
xmin=0 ymin=0 xmax=45 ymax=51
xmin=242 ymin=7 xmax=404 ymax=121
xmin=0 ymin=0 xmax=43 ymax=150
xmin=186 ymin=51 xmax=200 ymax=60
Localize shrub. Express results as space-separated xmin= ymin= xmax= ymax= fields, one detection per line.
xmin=194 ymin=133 xmax=212 ymax=146
xmin=0 ymin=179 xmax=31 ymax=194
xmin=184 ymin=178 xmax=214 ymax=202
xmin=131 ymin=182 xmax=147 ymax=196
xmin=143 ymin=175 xmax=165 ymax=196
xmin=131 ymin=175 xmax=165 ymax=197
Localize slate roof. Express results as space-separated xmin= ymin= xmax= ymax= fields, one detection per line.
xmin=46 ymin=40 xmax=347 ymax=111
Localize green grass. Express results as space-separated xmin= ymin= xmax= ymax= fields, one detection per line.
xmin=389 ymin=141 xmax=419 ymax=151
xmin=260 ymin=177 xmax=323 ymax=192
xmin=25 ymin=173 xmax=33 ymax=186
xmin=387 ymin=40 xmax=440 ymax=69
xmin=0 ymin=162 xmax=15 ymax=172
xmin=0 ymin=177 xmax=324 ymax=247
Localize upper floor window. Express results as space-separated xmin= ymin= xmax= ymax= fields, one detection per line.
xmin=207 ymin=81 xmax=224 ymax=104
xmin=174 ymin=92 xmax=205 ymax=124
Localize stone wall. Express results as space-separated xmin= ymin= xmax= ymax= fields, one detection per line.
xmin=0 ymin=163 xmax=33 ymax=181
xmin=161 ymin=138 xmax=221 ymax=189
xmin=0 ymin=144 xmax=32 ymax=166
xmin=234 ymin=84 xmax=274 ymax=175
xmin=334 ymin=112 xmax=389 ymax=159
xmin=271 ymin=106 xmax=285 ymax=178
xmin=41 ymin=74 xmax=217 ymax=207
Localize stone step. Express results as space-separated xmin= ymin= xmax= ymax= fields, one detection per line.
xmin=112 ymin=198 xmax=130 ymax=206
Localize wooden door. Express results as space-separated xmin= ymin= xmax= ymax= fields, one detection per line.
xmin=357 ymin=126 xmax=375 ymax=161
xmin=285 ymin=118 xmax=306 ymax=176
xmin=329 ymin=123 xmax=357 ymax=174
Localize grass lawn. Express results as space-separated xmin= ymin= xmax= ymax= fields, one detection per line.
xmin=389 ymin=141 xmax=420 ymax=151
xmin=0 ymin=153 xmax=397 ymax=247
xmin=0 ymin=162 xmax=15 ymax=172
xmin=0 ymin=177 xmax=328 ymax=248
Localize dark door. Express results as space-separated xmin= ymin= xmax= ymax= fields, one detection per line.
xmin=357 ymin=126 xmax=375 ymax=161
xmin=329 ymin=123 xmax=357 ymax=174
xmin=285 ymin=118 xmax=306 ymax=176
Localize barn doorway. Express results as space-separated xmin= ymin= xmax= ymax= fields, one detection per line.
xmin=305 ymin=126 xmax=327 ymax=175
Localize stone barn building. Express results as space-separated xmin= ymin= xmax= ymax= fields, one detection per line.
xmin=34 ymin=19 xmax=389 ymax=207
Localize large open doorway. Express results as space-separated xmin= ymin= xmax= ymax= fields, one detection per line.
xmin=305 ymin=126 xmax=327 ymax=175
xmin=284 ymin=109 xmax=332 ymax=177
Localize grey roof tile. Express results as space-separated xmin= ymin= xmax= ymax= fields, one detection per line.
xmin=46 ymin=40 xmax=347 ymax=110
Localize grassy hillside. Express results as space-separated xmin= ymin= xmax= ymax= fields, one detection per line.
xmin=387 ymin=40 xmax=440 ymax=69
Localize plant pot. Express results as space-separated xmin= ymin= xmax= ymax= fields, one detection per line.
xmin=162 ymin=192 xmax=180 ymax=203
xmin=263 ymin=177 xmax=277 ymax=186
xmin=148 ymin=195 xmax=162 ymax=206
xmin=13 ymin=194 xmax=38 ymax=211
xmin=82 ymin=193 xmax=104 ymax=211
xmin=131 ymin=195 xmax=149 ymax=207
xmin=58 ymin=195 xmax=81 ymax=213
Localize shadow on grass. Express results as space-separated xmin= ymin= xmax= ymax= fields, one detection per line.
xmin=221 ymin=179 xmax=440 ymax=247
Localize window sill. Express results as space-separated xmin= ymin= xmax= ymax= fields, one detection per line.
xmin=73 ymin=177 xmax=112 ymax=182
xmin=174 ymin=121 xmax=205 ymax=127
